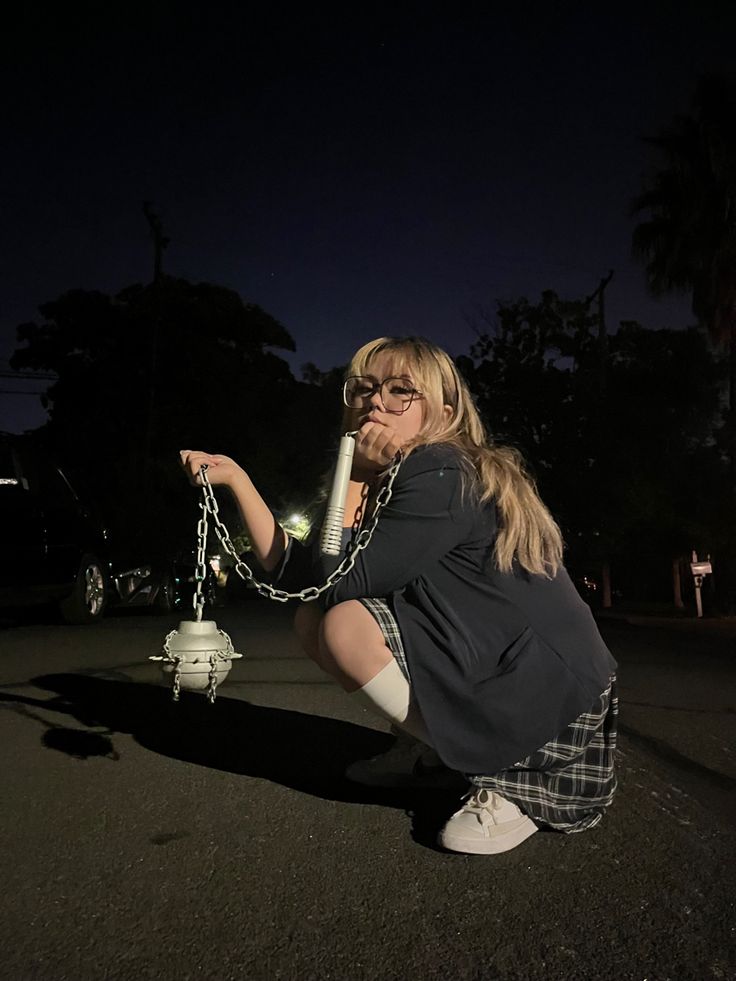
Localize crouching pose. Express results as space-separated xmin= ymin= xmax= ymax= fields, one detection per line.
xmin=180 ymin=336 xmax=617 ymax=854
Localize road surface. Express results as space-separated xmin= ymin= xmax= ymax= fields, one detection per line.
xmin=0 ymin=602 xmax=734 ymax=981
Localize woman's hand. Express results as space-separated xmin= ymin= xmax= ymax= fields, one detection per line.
xmin=351 ymin=421 xmax=404 ymax=480
xmin=180 ymin=451 xmax=286 ymax=570
xmin=179 ymin=450 xmax=245 ymax=489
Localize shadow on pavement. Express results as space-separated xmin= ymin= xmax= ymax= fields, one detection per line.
xmin=1 ymin=674 xmax=465 ymax=850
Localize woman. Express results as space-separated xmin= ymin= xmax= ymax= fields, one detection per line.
xmin=180 ymin=336 xmax=617 ymax=855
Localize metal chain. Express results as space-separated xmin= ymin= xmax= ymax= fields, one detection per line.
xmin=207 ymin=655 xmax=219 ymax=703
xmin=197 ymin=446 xmax=403 ymax=603
xmin=172 ymin=658 xmax=182 ymax=701
xmin=193 ymin=496 xmax=209 ymax=622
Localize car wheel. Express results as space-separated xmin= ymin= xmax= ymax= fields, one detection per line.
xmin=60 ymin=554 xmax=107 ymax=624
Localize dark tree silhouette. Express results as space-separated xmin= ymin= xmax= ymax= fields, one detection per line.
xmin=632 ymin=74 xmax=736 ymax=469
xmin=10 ymin=278 xmax=335 ymax=563
xmin=461 ymin=292 xmax=724 ymax=609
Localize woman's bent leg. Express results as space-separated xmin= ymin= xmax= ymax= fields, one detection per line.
xmin=293 ymin=599 xmax=394 ymax=686
xmin=320 ymin=600 xmax=431 ymax=744
xmin=319 ymin=599 xmax=394 ymax=691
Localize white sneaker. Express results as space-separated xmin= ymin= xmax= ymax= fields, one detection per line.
xmin=345 ymin=730 xmax=462 ymax=788
xmin=439 ymin=788 xmax=538 ymax=854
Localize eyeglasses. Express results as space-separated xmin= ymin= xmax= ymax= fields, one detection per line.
xmin=343 ymin=376 xmax=424 ymax=414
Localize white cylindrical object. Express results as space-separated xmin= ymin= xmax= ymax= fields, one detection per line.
xmin=319 ymin=434 xmax=356 ymax=555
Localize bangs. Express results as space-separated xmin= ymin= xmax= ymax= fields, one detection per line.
xmin=350 ymin=339 xmax=418 ymax=381
xmin=348 ymin=337 xmax=444 ymax=401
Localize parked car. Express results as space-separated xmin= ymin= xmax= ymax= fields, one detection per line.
xmin=0 ymin=432 xmax=110 ymax=623
xmin=110 ymin=560 xmax=176 ymax=613
xmin=111 ymin=549 xmax=219 ymax=615
xmin=0 ymin=432 xmax=228 ymax=624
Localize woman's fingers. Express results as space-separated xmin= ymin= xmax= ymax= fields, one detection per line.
xmin=356 ymin=422 xmax=401 ymax=465
xmin=178 ymin=450 xmax=242 ymax=488
xmin=179 ymin=449 xmax=215 ymax=486
xmin=360 ymin=423 xmax=393 ymax=457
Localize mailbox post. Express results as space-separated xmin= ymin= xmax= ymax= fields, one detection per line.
xmin=690 ymin=550 xmax=712 ymax=619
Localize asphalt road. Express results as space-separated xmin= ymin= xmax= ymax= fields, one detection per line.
xmin=0 ymin=601 xmax=734 ymax=981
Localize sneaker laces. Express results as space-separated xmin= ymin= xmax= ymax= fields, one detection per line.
xmin=460 ymin=788 xmax=506 ymax=827
xmin=463 ymin=788 xmax=500 ymax=808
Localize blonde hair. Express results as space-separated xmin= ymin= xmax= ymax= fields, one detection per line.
xmin=344 ymin=336 xmax=563 ymax=577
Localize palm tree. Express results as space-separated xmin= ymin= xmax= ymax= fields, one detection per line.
xmin=632 ymin=74 xmax=736 ymax=471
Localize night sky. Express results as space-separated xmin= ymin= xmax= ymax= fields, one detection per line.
xmin=2 ymin=2 xmax=734 ymax=432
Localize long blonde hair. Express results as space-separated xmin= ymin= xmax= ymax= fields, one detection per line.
xmin=344 ymin=336 xmax=563 ymax=577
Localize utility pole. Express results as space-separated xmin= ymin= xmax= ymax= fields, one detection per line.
xmin=585 ymin=270 xmax=614 ymax=394
xmin=142 ymin=201 xmax=170 ymax=283
xmin=141 ymin=202 xmax=169 ymax=494
xmin=585 ymin=271 xmax=614 ymax=608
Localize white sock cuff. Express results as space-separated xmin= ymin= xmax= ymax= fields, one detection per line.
xmin=351 ymin=659 xmax=431 ymax=745
xmin=354 ymin=658 xmax=410 ymax=724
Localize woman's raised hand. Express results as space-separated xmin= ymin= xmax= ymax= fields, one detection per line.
xmin=352 ymin=420 xmax=404 ymax=479
xmin=179 ymin=450 xmax=244 ymax=489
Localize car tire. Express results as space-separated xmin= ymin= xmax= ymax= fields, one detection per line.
xmin=60 ymin=554 xmax=108 ymax=624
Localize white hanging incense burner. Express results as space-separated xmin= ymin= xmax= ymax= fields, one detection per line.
xmin=150 ymin=465 xmax=242 ymax=703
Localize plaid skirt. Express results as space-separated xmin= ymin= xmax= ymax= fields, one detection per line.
xmin=359 ymin=597 xmax=618 ymax=833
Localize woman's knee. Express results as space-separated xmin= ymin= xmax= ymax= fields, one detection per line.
xmin=320 ymin=600 xmax=385 ymax=658
xmin=319 ymin=601 xmax=395 ymax=691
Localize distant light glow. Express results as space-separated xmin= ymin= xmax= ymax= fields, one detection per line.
xmin=283 ymin=510 xmax=312 ymax=541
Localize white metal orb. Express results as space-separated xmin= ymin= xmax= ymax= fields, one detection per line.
xmin=152 ymin=620 xmax=243 ymax=698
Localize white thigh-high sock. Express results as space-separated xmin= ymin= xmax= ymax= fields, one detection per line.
xmin=351 ymin=659 xmax=432 ymax=745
